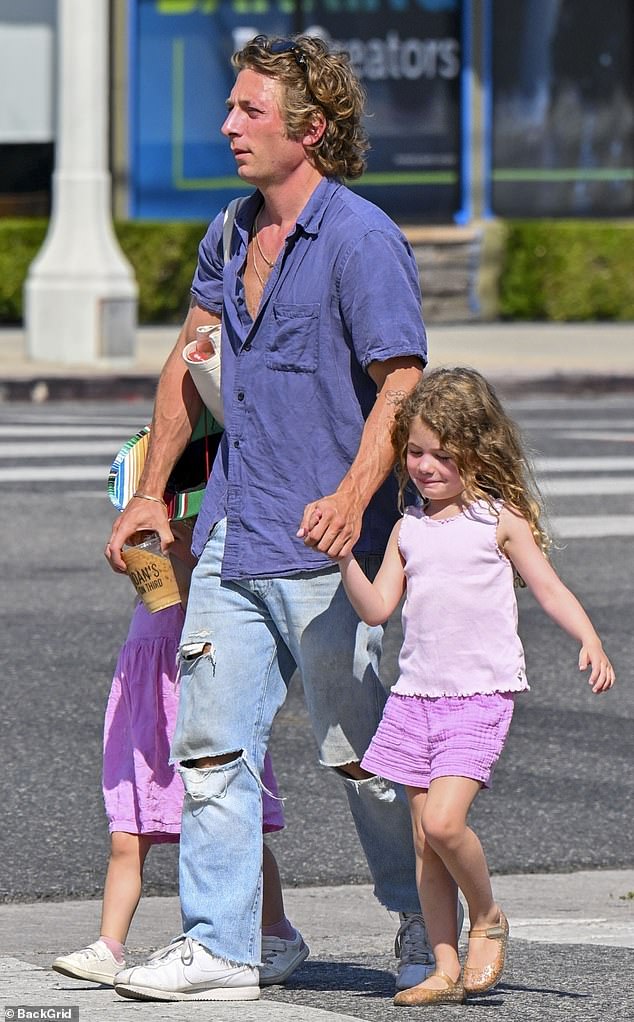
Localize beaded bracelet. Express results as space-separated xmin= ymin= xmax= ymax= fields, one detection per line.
xmin=133 ymin=491 xmax=168 ymax=511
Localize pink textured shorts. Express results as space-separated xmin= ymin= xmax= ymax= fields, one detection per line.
xmin=361 ymin=691 xmax=515 ymax=790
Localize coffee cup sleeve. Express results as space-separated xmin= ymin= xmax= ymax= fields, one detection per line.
xmin=182 ymin=341 xmax=224 ymax=426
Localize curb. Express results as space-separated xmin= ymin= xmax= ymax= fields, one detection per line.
xmin=2 ymin=372 xmax=634 ymax=403
xmin=0 ymin=374 xmax=159 ymax=403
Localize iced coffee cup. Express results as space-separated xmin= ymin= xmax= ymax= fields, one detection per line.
xmin=121 ymin=531 xmax=181 ymax=613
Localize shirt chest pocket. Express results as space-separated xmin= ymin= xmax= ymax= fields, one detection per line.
xmin=266 ymin=303 xmax=320 ymax=373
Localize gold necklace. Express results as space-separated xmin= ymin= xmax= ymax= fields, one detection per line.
xmin=254 ymin=207 xmax=276 ymax=268
xmin=250 ymin=234 xmax=267 ymax=289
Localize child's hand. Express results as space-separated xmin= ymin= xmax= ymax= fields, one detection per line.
xmin=579 ymin=640 xmax=615 ymax=694
xmin=297 ymin=508 xmax=322 ymax=539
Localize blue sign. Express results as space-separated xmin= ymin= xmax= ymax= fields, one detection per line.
xmin=130 ymin=1 xmax=461 ymax=220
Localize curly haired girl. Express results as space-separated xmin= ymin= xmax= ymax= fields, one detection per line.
xmin=333 ymin=367 xmax=614 ymax=1006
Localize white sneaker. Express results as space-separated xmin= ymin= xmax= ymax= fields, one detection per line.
xmin=113 ymin=936 xmax=259 ymax=1001
xmin=52 ymin=940 xmax=125 ymax=986
xmin=394 ymin=902 xmax=465 ymax=991
xmin=260 ymin=929 xmax=309 ymax=986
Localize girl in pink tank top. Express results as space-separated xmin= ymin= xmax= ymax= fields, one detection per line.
xmin=334 ymin=368 xmax=615 ymax=1006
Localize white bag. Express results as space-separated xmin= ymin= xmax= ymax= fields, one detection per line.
xmin=182 ymin=197 xmax=243 ymax=426
xmin=182 ymin=324 xmax=223 ymax=424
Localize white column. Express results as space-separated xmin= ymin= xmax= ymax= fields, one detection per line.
xmin=25 ymin=0 xmax=137 ymax=364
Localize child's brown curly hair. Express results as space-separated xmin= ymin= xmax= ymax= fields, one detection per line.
xmin=391 ymin=367 xmax=550 ymax=560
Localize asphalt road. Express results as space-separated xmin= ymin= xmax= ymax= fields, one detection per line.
xmin=1 ymin=395 xmax=632 ymax=902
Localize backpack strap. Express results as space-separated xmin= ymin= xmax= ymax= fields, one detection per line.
xmin=222 ymin=197 xmax=245 ymax=265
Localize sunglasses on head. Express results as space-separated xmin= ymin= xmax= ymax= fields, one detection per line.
xmin=255 ymin=35 xmax=309 ymax=73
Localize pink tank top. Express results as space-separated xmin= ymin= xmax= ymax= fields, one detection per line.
xmin=394 ymin=501 xmax=528 ymax=698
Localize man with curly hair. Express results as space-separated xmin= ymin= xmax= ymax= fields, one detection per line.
xmin=108 ymin=34 xmax=432 ymax=1002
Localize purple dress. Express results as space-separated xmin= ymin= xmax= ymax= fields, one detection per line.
xmin=102 ymin=602 xmax=284 ymax=841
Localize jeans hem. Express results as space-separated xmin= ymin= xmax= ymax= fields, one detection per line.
xmin=376 ymin=894 xmax=422 ymax=915
xmin=186 ymin=934 xmax=256 ymax=969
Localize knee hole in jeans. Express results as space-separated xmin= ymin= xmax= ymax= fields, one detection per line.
xmin=180 ymin=634 xmax=217 ymax=673
xmin=181 ymin=750 xmax=242 ymax=769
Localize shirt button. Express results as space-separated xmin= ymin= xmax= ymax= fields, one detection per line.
xmin=243 ymin=341 xmax=252 ymax=351
xmin=237 ymin=391 xmax=245 ymax=401
xmin=233 ymin=440 xmax=240 ymax=448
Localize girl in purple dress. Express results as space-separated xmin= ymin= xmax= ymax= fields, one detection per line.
xmin=53 ymin=521 xmax=306 ymax=988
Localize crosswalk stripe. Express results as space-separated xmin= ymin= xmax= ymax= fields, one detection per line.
xmin=1 ymin=465 xmax=633 ymax=497
xmin=0 ymin=466 xmax=107 ymax=481
xmin=6 ymin=449 xmax=633 ymax=472
xmin=535 ymin=457 xmax=634 ymax=472
xmin=0 ymin=441 xmax=125 ymax=458
xmin=551 ymin=515 xmax=634 ymax=538
xmin=542 ymin=478 xmax=634 ymax=495
xmin=520 ymin=419 xmax=634 ymax=430
xmin=0 ymin=425 xmax=142 ymax=438
xmin=5 ymin=447 xmax=634 ymax=473
xmin=557 ymin=431 xmax=634 ymax=443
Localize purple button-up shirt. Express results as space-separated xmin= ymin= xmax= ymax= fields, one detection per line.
xmin=190 ymin=178 xmax=427 ymax=580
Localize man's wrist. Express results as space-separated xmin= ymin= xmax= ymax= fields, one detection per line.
xmin=335 ymin=480 xmax=369 ymax=516
xmin=133 ymin=491 xmax=168 ymax=511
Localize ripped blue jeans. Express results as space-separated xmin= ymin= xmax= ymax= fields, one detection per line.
xmin=171 ymin=519 xmax=418 ymax=965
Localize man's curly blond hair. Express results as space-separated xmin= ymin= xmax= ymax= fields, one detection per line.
xmin=232 ymin=35 xmax=369 ymax=180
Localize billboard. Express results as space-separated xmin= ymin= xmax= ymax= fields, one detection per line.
xmin=130 ymin=0 xmax=461 ymax=220
xmin=491 ymin=0 xmax=634 ymax=217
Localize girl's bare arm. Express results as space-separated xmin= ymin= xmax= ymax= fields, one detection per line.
xmin=498 ymin=506 xmax=615 ymax=693
xmin=337 ymin=521 xmax=406 ymax=627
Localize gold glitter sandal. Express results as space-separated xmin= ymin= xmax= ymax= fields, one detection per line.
xmin=463 ymin=909 xmax=509 ymax=994
xmin=393 ymin=970 xmax=465 ymax=1006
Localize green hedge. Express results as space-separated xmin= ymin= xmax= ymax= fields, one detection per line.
xmin=2 ymin=217 xmax=633 ymax=323
xmin=0 ymin=220 xmax=47 ymax=322
xmin=0 ymin=219 xmax=208 ymax=324
xmin=499 ymin=220 xmax=634 ymax=321
xmin=115 ymin=221 xmax=208 ymax=322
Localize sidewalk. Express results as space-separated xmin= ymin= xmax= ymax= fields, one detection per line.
xmin=1 ymin=321 xmax=633 ymax=400
xmin=2 ymin=872 xmax=633 ymax=1020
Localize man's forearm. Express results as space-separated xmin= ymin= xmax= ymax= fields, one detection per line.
xmin=298 ymin=358 xmax=422 ymax=557
xmin=337 ymin=363 xmax=422 ymax=509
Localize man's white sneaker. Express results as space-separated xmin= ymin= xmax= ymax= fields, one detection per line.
xmin=260 ymin=929 xmax=309 ymax=986
xmin=394 ymin=902 xmax=465 ymax=992
xmin=113 ymin=936 xmax=259 ymax=1001
xmin=52 ymin=940 xmax=125 ymax=986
